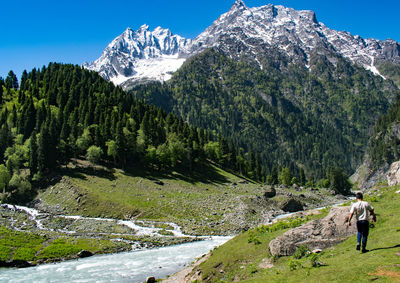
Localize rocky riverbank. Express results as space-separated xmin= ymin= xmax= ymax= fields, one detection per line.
xmin=0 ymin=204 xmax=202 ymax=267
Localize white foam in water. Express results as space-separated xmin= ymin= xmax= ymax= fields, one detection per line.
xmin=0 ymin=236 xmax=231 ymax=283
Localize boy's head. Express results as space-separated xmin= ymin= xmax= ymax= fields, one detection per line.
xmin=356 ymin=192 xmax=363 ymax=200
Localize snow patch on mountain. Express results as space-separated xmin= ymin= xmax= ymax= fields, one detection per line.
xmin=83 ymin=25 xmax=191 ymax=85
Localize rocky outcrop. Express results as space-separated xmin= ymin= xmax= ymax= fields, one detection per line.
xmin=387 ymin=161 xmax=400 ymax=186
xmin=269 ymin=206 xmax=356 ymax=256
xmin=280 ymin=198 xmax=303 ymax=212
xmin=263 ymin=187 xmax=276 ymax=199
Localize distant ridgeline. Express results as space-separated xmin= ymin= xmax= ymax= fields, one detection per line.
xmin=0 ymin=63 xmax=268 ymax=203
xmin=130 ymin=48 xmax=400 ymax=182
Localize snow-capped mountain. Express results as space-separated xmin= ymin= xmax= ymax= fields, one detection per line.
xmin=189 ymin=0 xmax=400 ymax=77
xmin=83 ymin=25 xmax=191 ymax=86
xmin=85 ymin=0 xmax=400 ymax=86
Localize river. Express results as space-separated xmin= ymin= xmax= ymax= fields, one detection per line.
xmin=0 ymin=236 xmax=231 ymax=283
xmin=0 ymin=198 xmax=352 ymax=282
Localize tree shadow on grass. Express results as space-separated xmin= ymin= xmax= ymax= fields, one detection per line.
xmin=58 ymin=166 xmax=116 ymax=181
xmin=124 ymin=162 xmax=233 ymax=185
xmin=370 ymin=244 xmax=400 ymax=252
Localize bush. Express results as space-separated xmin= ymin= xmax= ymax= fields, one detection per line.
xmin=86 ymin=146 xmax=103 ymax=164
xmin=309 ymin=253 xmax=320 ymax=267
xmin=293 ymin=245 xmax=309 ymax=259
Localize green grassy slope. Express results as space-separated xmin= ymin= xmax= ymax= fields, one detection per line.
xmin=36 ymin=161 xmax=263 ymax=235
xmin=192 ymin=185 xmax=400 ymax=282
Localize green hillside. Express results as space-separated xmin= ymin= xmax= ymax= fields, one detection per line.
xmin=131 ymin=48 xmax=400 ymax=180
xmin=187 ymin=185 xmax=400 ymax=282
xmin=0 ymin=64 xmax=266 ymax=205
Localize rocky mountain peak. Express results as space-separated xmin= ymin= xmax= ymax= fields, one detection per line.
xmin=83 ymin=25 xmax=191 ymax=85
xmin=138 ymin=24 xmax=150 ymax=32
xmin=231 ymin=0 xmax=247 ymax=10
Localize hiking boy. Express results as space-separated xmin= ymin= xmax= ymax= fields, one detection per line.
xmin=348 ymin=192 xmax=376 ymax=253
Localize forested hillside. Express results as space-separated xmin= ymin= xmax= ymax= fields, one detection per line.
xmin=0 ymin=63 xmax=265 ymax=203
xmin=368 ymin=95 xmax=400 ymax=167
xmin=131 ymin=48 xmax=400 ymax=181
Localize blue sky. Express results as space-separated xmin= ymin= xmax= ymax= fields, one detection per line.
xmin=1 ymin=0 xmax=399 ymax=79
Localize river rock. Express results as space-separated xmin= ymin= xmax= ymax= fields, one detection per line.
xmin=269 ymin=206 xmax=356 ymax=256
xmin=77 ymin=250 xmax=93 ymax=258
xmin=280 ymin=198 xmax=303 ymax=212
xmin=387 ymin=161 xmax=400 ymax=186
xmin=146 ymin=276 xmax=156 ymax=283
xmin=0 ymin=260 xmax=34 ymax=268
xmin=263 ymin=187 xmax=276 ymax=199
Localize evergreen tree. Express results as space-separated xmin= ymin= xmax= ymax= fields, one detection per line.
xmin=20 ymin=70 xmax=28 ymax=91
xmin=29 ymin=132 xmax=38 ymax=178
xmin=0 ymin=77 xmax=4 ymax=105
xmin=5 ymin=70 xmax=18 ymax=90
xmin=329 ymin=168 xmax=352 ymax=195
xmin=37 ymin=124 xmax=50 ymax=175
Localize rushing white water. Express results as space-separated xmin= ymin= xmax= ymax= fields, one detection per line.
xmin=1 ymin=204 xmax=193 ymax=238
xmin=0 ymin=236 xmax=231 ymax=283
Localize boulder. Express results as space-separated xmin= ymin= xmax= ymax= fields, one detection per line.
xmin=269 ymin=206 xmax=356 ymax=256
xmin=292 ymin=184 xmax=300 ymax=191
xmin=77 ymin=250 xmax=93 ymax=258
xmin=280 ymin=198 xmax=303 ymax=212
xmin=263 ymin=187 xmax=276 ymax=199
xmin=387 ymin=161 xmax=400 ymax=186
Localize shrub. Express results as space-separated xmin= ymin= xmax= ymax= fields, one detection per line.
xmin=293 ymin=245 xmax=309 ymax=259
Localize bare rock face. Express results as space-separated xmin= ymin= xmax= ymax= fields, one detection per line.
xmin=269 ymin=206 xmax=356 ymax=256
xmin=387 ymin=161 xmax=400 ymax=186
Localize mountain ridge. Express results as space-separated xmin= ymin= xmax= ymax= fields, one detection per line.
xmin=84 ymin=0 xmax=400 ymax=87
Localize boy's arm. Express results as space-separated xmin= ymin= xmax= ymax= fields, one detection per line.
xmin=368 ymin=203 xmax=376 ymax=222
xmin=348 ymin=211 xmax=354 ymax=226
xmin=370 ymin=208 xmax=376 ymax=222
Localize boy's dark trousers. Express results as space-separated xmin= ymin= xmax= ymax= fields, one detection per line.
xmin=356 ymin=220 xmax=369 ymax=251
